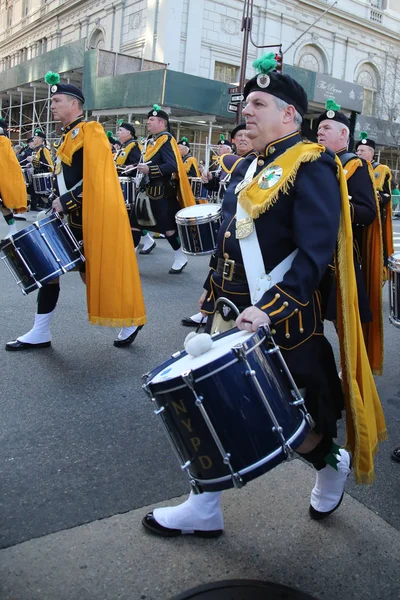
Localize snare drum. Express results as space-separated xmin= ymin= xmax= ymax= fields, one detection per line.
xmin=388 ymin=252 xmax=400 ymax=328
xmin=175 ymin=203 xmax=222 ymax=255
xmin=22 ymin=168 xmax=32 ymax=187
xmin=189 ymin=177 xmax=204 ymax=201
xmin=0 ymin=214 xmax=85 ymax=295
xmin=32 ymin=172 xmax=53 ymax=196
xmin=119 ymin=177 xmax=135 ymax=209
xmin=143 ymin=327 xmax=312 ymax=492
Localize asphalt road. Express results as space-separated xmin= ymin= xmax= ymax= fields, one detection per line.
xmin=0 ymin=214 xmax=399 ymax=550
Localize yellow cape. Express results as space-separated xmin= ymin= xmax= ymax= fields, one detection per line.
xmin=238 ymin=141 xmax=387 ymax=483
xmin=144 ymin=134 xmax=195 ymax=209
xmin=0 ymin=136 xmax=27 ymax=213
xmin=68 ymin=122 xmax=146 ymax=327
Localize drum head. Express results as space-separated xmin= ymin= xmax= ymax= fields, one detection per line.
xmin=150 ymin=329 xmax=253 ymax=384
xmin=176 ymin=203 xmax=220 ymax=219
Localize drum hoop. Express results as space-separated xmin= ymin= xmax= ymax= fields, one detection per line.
xmin=176 ymin=213 xmax=221 ymax=226
xmin=32 ymin=172 xmax=52 ymax=178
xmin=118 ymin=176 xmax=134 ymax=183
xmin=186 ymin=418 xmax=309 ymax=486
xmin=148 ymin=334 xmax=267 ymax=394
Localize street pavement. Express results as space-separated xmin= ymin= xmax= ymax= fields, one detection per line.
xmin=0 ymin=213 xmax=399 ymax=599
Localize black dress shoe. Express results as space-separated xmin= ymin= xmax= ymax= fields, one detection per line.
xmin=169 ymin=261 xmax=188 ymax=274
xmin=142 ymin=512 xmax=223 ymax=538
xmin=139 ymin=241 xmax=156 ymax=255
xmin=181 ymin=316 xmax=206 ymax=327
xmin=5 ymin=339 xmax=51 ymax=351
xmin=309 ymin=492 xmax=345 ymax=521
xmin=391 ymin=447 xmax=400 ymax=462
xmin=113 ymin=325 xmax=143 ymax=348
xmin=13 ymin=215 xmax=27 ymax=221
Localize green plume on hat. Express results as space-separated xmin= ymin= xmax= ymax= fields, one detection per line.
xmin=220 ymin=134 xmax=225 ymax=141
xmin=153 ymin=104 xmax=161 ymax=111
xmin=359 ymin=131 xmax=368 ymax=140
xmin=118 ymin=119 xmax=123 ymax=126
xmin=106 ymin=130 xmax=114 ymax=138
xmin=45 ymin=71 xmax=61 ymax=85
xmin=182 ymin=136 xmax=188 ymax=142
xmin=253 ymin=52 xmax=278 ymax=75
xmin=325 ymin=98 xmax=341 ymax=112
xmin=34 ymin=128 xmax=41 ymax=134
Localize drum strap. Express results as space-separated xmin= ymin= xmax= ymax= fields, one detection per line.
xmin=236 ymin=158 xmax=298 ymax=304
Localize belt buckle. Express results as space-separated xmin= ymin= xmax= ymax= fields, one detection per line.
xmin=223 ymin=259 xmax=235 ymax=281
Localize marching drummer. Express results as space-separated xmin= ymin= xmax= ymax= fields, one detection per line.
xmin=5 ymin=73 xmax=146 ymax=351
xmin=133 ymin=104 xmax=195 ymax=274
xmin=142 ymin=53 xmax=385 ymax=538
xmin=25 ymin=129 xmax=54 ymax=209
xmin=0 ymin=118 xmax=27 ymax=240
xmin=113 ymin=121 xmax=155 ymax=255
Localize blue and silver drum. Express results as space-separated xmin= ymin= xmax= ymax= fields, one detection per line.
xmin=118 ymin=176 xmax=135 ymax=209
xmin=32 ymin=172 xmax=53 ymax=195
xmin=175 ymin=203 xmax=222 ymax=256
xmin=388 ymin=252 xmax=400 ymax=328
xmin=22 ymin=168 xmax=32 ymax=187
xmin=143 ymin=327 xmax=313 ymax=492
xmin=0 ymin=214 xmax=85 ymax=295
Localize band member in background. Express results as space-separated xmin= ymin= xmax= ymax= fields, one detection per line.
xmin=133 ymin=104 xmax=195 ymax=274
xmin=142 ymin=54 xmax=386 ymax=539
xmin=114 ymin=121 xmax=155 ymax=255
xmin=18 ymin=136 xmax=38 ymax=210
xmin=200 ymin=135 xmax=233 ymax=201
xmin=356 ymin=132 xmax=394 ymax=275
xmin=6 ymin=72 xmax=146 ymax=352
xmin=25 ymin=129 xmax=54 ymax=209
xmin=177 ymin=137 xmax=200 ymax=177
xmin=230 ymin=122 xmax=255 ymax=157
xmin=317 ymin=101 xmax=383 ymax=376
xmin=0 ymin=118 xmax=27 ymax=239
xmin=181 ymin=128 xmax=255 ymax=327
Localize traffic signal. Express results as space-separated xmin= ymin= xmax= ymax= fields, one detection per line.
xmin=275 ymin=51 xmax=283 ymax=73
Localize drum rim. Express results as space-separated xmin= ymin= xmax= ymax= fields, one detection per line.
xmin=185 ymin=418 xmax=309 ymax=487
xmin=147 ymin=329 xmax=268 ymax=393
xmin=32 ymin=172 xmax=52 ymax=178
xmin=176 ymin=203 xmax=221 ymax=220
xmin=118 ymin=176 xmax=135 ymax=183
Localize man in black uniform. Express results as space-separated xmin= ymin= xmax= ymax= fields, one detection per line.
xmin=26 ymin=129 xmax=53 ymax=208
xmin=317 ymin=104 xmax=383 ymax=375
xmin=114 ymin=121 xmax=155 ymax=255
xmin=6 ymin=76 xmax=145 ymax=351
xmin=177 ymin=137 xmax=200 ymax=178
xmin=134 ymin=105 xmax=194 ymax=274
xmin=142 ymin=55 xmax=385 ymax=538
xmin=231 ymin=122 xmax=255 ymax=157
xmin=356 ymin=132 xmax=393 ymax=269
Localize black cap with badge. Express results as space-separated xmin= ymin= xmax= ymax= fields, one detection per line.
xmin=178 ymin=136 xmax=190 ymax=149
xmin=316 ymin=99 xmax=350 ymax=129
xmin=147 ymin=104 xmax=170 ymax=122
xmin=45 ymin=72 xmax=85 ymax=104
xmin=34 ymin=128 xmax=46 ymax=140
xmin=244 ymin=52 xmax=308 ymax=117
xmin=355 ymin=131 xmax=376 ymax=151
xmin=118 ymin=119 xmax=136 ymax=138
xmin=217 ymin=134 xmax=232 ymax=148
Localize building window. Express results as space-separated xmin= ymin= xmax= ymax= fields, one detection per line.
xmin=89 ymin=28 xmax=105 ymax=50
xmin=298 ymin=44 xmax=326 ymax=73
xmin=356 ymin=63 xmax=379 ymax=117
xmin=7 ymin=5 xmax=13 ymax=27
xmin=214 ymin=61 xmax=239 ymax=84
xmin=22 ymin=0 xmax=30 ymax=17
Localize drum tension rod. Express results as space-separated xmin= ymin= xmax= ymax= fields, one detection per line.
xmin=181 ymin=370 xmax=244 ymax=489
xmin=233 ymin=343 xmax=292 ymax=458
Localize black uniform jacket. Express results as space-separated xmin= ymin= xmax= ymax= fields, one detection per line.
xmin=55 ymin=116 xmax=85 ymax=234
xmin=202 ymin=132 xmax=341 ymax=351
